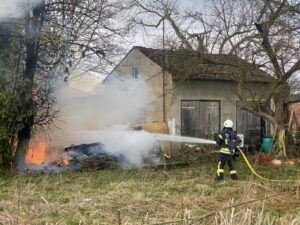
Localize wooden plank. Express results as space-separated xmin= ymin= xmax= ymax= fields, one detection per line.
xmin=181 ymin=100 xmax=220 ymax=138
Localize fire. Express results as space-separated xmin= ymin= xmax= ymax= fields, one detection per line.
xmin=63 ymin=159 xmax=69 ymax=165
xmin=25 ymin=143 xmax=46 ymax=164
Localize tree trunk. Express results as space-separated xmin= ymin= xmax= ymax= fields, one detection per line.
xmin=14 ymin=3 xmax=45 ymax=173
xmin=14 ymin=123 xmax=32 ymax=172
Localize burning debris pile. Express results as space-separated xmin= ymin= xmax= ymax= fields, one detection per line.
xmin=64 ymin=143 xmax=119 ymax=170
xmin=24 ymin=132 xmax=164 ymax=174
xmin=25 ymin=142 xmax=121 ymax=174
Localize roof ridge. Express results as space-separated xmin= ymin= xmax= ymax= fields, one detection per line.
xmin=131 ymin=46 xmax=272 ymax=83
xmin=133 ymin=46 xmax=242 ymax=57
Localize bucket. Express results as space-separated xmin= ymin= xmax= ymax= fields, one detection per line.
xmin=262 ymin=136 xmax=273 ymax=153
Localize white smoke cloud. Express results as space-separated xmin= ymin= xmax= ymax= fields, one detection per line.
xmin=31 ymin=75 xmax=159 ymax=168
xmin=0 ymin=0 xmax=42 ymax=20
xmin=53 ymin=75 xmax=155 ymax=143
xmin=101 ymin=130 xmax=158 ymax=167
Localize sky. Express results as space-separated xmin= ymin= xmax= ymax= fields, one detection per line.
xmin=0 ymin=0 xmax=42 ymax=20
xmin=179 ymin=0 xmax=204 ymax=9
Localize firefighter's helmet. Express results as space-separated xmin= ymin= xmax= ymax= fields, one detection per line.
xmin=224 ymin=119 xmax=233 ymax=128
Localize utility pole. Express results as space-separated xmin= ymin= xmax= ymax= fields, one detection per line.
xmin=162 ymin=17 xmax=166 ymax=123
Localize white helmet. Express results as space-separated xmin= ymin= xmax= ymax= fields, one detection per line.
xmin=224 ymin=119 xmax=233 ymax=128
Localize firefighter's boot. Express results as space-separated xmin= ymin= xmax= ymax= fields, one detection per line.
xmin=214 ymin=173 xmax=224 ymax=181
xmin=230 ymin=172 xmax=238 ymax=180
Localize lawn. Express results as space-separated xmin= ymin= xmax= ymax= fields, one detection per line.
xmin=0 ymin=154 xmax=299 ymax=225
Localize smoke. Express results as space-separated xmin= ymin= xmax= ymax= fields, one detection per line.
xmin=0 ymin=0 xmax=42 ymax=20
xmin=31 ymin=75 xmax=159 ymax=168
xmin=52 ymin=75 xmax=155 ymax=142
xmin=101 ymin=130 xmax=159 ymax=167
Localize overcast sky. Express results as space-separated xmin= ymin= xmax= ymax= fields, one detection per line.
xmin=0 ymin=0 xmax=42 ymax=20
xmin=179 ymin=0 xmax=204 ymax=9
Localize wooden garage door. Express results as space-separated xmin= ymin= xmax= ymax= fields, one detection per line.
xmin=236 ymin=102 xmax=270 ymax=135
xmin=181 ymin=100 xmax=220 ymax=138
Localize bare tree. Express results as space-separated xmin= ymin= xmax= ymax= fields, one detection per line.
xmin=129 ymin=0 xmax=211 ymax=51
xmin=0 ymin=0 xmax=132 ymax=171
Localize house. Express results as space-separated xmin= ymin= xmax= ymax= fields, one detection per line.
xmin=105 ymin=46 xmax=272 ymax=142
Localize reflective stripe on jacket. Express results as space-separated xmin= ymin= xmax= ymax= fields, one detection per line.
xmin=219 ymin=147 xmax=232 ymax=155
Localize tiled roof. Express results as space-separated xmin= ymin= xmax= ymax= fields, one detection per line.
xmin=286 ymin=94 xmax=300 ymax=104
xmin=134 ymin=46 xmax=273 ymax=83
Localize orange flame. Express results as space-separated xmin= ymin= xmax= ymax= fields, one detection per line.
xmin=25 ymin=143 xmax=46 ymax=164
xmin=63 ymin=159 xmax=69 ymax=165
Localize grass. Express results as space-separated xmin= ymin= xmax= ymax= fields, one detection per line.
xmin=0 ymin=154 xmax=299 ymax=225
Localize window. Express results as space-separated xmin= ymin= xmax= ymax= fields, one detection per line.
xmin=132 ymin=67 xmax=138 ymax=78
xmin=181 ymin=100 xmax=220 ymax=138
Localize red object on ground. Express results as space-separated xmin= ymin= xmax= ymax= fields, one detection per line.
xmin=250 ymin=155 xmax=273 ymax=164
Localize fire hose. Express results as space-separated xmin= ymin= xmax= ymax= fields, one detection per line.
xmin=237 ymin=147 xmax=296 ymax=182
xmin=237 ymin=147 xmax=269 ymax=181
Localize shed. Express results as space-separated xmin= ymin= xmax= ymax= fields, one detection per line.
xmin=105 ymin=46 xmax=273 ymax=143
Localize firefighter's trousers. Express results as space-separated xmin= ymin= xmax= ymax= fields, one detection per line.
xmin=216 ymin=151 xmax=238 ymax=180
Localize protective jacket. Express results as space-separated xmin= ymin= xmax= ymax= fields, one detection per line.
xmin=216 ymin=128 xmax=237 ymax=155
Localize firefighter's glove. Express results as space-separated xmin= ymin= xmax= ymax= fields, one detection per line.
xmin=214 ymin=133 xmax=222 ymax=146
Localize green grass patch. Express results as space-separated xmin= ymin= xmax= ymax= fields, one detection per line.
xmin=0 ymin=155 xmax=299 ymax=224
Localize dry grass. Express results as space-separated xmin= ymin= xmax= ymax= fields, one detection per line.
xmin=0 ymin=155 xmax=299 ymax=225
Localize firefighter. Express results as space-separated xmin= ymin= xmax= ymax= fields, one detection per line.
xmin=214 ymin=119 xmax=239 ymax=181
